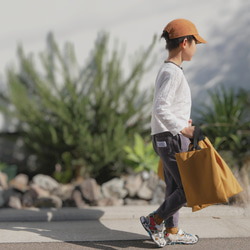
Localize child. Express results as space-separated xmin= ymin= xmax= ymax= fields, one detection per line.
xmin=140 ymin=19 xmax=206 ymax=247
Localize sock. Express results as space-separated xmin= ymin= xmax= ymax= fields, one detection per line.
xmin=165 ymin=227 xmax=178 ymax=234
xmin=153 ymin=213 xmax=164 ymax=225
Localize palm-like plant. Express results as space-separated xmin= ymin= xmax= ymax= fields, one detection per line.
xmin=0 ymin=32 xmax=157 ymax=183
xmin=195 ymin=85 xmax=250 ymax=204
xmin=196 ymin=86 xmax=249 ymax=153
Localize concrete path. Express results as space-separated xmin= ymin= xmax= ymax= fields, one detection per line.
xmin=0 ymin=205 xmax=249 ymax=244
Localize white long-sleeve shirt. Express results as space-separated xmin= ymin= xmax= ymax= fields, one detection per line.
xmin=151 ymin=62 xmax=191 ymax=136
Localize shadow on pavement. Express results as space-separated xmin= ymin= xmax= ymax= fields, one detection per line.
xmin=71 ymin=240 xmax=157 ymax=249
xmin=0 ymin=207 xmax=152 ymax=248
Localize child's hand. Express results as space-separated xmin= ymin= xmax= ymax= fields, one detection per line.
xmin=181 ymin=126 xmax=195 ymax=138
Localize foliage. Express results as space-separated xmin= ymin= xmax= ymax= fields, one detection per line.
xmin=195 ymin=85 xmax=250 ymax=161
xmin=124 ymin=133 xmax=159 ymax=173
xmin=195 ymin=86 xmax=250 ymax=204
xmin=0 ymin=32 xmax=156 ymax=183
xmin=0 ymin=162 xmax=7 ymax=171
xmin=0 ymin=163 xmax=18 ymax=181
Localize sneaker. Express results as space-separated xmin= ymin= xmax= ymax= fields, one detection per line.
xmin=165 ymin=228 xmax=199 ymax=245
xmin=140 ymin=213 xmax=166 ymax=248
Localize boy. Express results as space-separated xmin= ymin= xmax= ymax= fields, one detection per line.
xmin=140 ymin=19 xmax=206 ymax=247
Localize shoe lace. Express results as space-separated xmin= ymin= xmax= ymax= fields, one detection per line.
xmin=178 ymin=229 xmax=192 ymax=237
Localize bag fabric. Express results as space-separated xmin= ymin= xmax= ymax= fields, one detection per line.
xmin=157 ymin=159 xmax=164 ymax=181
xmin=158 ymin=157 xmax=211 ymax=211
xmin=175 ymin=128 xmax=243 ymax=211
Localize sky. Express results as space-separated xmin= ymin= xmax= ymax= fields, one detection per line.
xmin=0 ymin=0 xmax=216 ymax=73
xmin=0 ymin=0 xmax=249 ymax=127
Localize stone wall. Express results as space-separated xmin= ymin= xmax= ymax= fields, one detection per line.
xmin=0 ymin=171 xmax=166 ymax=209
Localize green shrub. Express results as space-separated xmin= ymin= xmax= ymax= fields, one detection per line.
xmin=0 ymin=32 xmax=156 ymax=183
xmin=124 ymin=133 xmax=159 ymax=173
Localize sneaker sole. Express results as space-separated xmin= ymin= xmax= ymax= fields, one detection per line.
xmin=166 ymin=235 xmax=199 ymax=245
xmin=140 ymin=216 xmax=166 ymax=248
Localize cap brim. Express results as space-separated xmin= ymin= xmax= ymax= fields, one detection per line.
xmin=193 ymin=34 xmax=207 ymax=44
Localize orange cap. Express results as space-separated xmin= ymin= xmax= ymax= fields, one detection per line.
xmin=164 ymin=19 xmax=207 ymax=44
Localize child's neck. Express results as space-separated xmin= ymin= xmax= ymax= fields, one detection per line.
xmin=167 ymin=49 xmax=183 ymax=66
xmin=166 ymin=56 xmax=182 ymax=67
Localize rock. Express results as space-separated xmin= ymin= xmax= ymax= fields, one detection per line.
xmin=125 ymin=174 xmax=143 ymax=197
xmin=0 ymin=188 xmax=5 ymax=207
xmin=147 ymin=173 xmax=160 ymax=191
xmin=52 ymin=184 xmax=75 ymax=201
xmin=33 ymin=195 xmax=62 ymax=208
xmin=8 ymin=195 xmax=22 ymax=209
xmin=9 ymin=174 xmax=29 ymax=192
xmin=0 ymin=171 xmax=167 ymax=209
xmin=22 ymin=191 xmax=34 ymax=208
xmin=150 ymin=185 xmax=165 ymax=205
xmin=4 ymin=189 xmax=23 ymax=209
xmin=0 ymin=172 xmax=8 ymax=189
xmin=30 ymin=183 xmax=50 ymax=198
xmin=141 ymin=171 xmax=150 ymax=180
xmin=102 ymin=178 xmax=128 ymax=199
xmin=62 ymin=198 xmax=76 ymax=207
xmin=72 ymin=189 xmax=88 ymax=208
xmin=32 ymin=174 xmax=59 ymax=192
xmin=158 ymin=178 xmax=166 ymax=188
xmin=53 ymin=184 xmax=76 ymax=207
xmin=79 ymin=178 xmax=102 ymax=202
xmin=137 ymin=181 xmax=153 ymax=200
xmin=96 ymin=197 xmax=124 ymax=206
xmin=50 ymin=195 xmax=63 ymax=208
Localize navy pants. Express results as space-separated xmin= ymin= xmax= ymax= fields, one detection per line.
xmin=152 ymin=132 xmax=190 ymax=228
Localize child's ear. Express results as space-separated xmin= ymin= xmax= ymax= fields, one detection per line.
xmin=181 ymin=38 xmax=188 ymax=48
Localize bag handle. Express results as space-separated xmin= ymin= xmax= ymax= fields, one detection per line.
xmin=190 ymin=126 xmax=205 ymax=151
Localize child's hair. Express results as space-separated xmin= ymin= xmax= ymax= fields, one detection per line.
xmin=161 ymin=30 xmax=196 ymax=51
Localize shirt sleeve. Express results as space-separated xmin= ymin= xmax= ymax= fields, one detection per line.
xmin=153 ymin=70 xmax=185 ymax=136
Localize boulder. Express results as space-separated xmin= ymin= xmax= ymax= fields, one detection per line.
xmin=32 ymin=174 xmax=59 ymax=192
xmin=30 ymin=183 xmax=50 ymax=198
xmin=4 ymin=189 xmax=23 ymax=209
xmin=72 ymin=189 xmax=88 ymax=208
xmin=150 ymin=185 xmax=165 ymax=205
xmin=22 ymin=191 xmax=34 ymax=208
xmin=8 ymin=195 xmax=22 ymax=209
xmin=79 ymin=178 xmax=102 ymax=202
xmin=33 ymin=195 xmax=62 ymax=208
xmin=102 ymin=178 xmax=128 ymax=199
xmin=52 ymin=184 xmax=75 ymax=201
xmin=0 ymin=188 xmax=5 ymax=207
xmin=9 ymin=174 xmax=29 ymax=192
xmin=125 ymin=174 xmax=143 ymax=197
xmin=0 ymin=172 xmax=8 ymax=189
xmin=147 ymin=173 xmax=160 ymax=191
xmin=137 ymin=181 xmax=153 ymax=200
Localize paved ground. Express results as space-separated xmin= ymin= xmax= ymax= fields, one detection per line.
xmin=1 ymin=238 xmax=250 ymax=250
xmin=0 ymin=204 xmax=249 ymax=249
